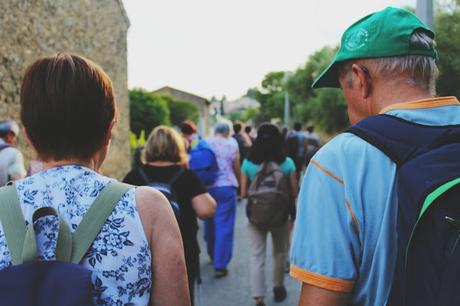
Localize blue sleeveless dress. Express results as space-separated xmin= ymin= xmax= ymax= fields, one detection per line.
xmin=0 ymin=165 xmax=152 ymax=305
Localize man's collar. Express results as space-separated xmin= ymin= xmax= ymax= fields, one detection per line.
xmin=379 ymin=96 xmax=460 ymax=114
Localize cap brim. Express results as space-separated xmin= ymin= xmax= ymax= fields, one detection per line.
xmin=311 ymin=60 xmax=341 ymax=89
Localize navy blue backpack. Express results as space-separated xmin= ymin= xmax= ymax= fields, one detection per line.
xmin=189 ymin=139 xmax=219 ymax=187
xmin=0 ymin=182 xmax=131 ymax=306
xmin=348 ymin=114 xmax=460 ymax=306
xmin=137 ymin=167 xmax=183 ymax=220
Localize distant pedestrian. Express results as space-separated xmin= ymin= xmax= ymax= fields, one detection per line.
xmin=233 ymin=121 xmax=250 ymax=162
xmin=181 ymin=120 xmax=201 ymax=150
xmin=123 ymin=125 xmax=216 ymax=305
xmin=285 ymin=122 xmax=307 ymax=180
xmin=243 ymin=125 xmax=254 ymax=147
xmin=304 ymin=125 xmax=320 ymax=165
xmin=0 ymin=53 xmax=191 ymax=305
xmin=241 ymin=123 xmax=298 ymax=306
xmin=0 ymin=120 xmax=26 ymax=186
xmin=204 ymin=122 xmax=241 ymax=277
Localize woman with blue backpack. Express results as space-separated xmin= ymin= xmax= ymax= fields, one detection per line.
xmin=204 ymin=122 xmax=241 ymax=278
xmin=123 ymin=125 xmax=216 ymax=305
xmin=240 ymin=123 xmax=298 ymax=306
xmin=0 ymin=53 xmax=191 ymax=306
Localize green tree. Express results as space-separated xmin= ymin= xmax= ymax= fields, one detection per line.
xmin=248 ymin=71 xmax=286 ymax=121
xmin=286 ymin=46 xmax=349 ymax=133
xmin=436 ymin=0 xmax=460 ymax=98
xmin=156 ymin=95 xmax=199 ymax=127
xmin=129 ymin=88 xmax=170 ymax=137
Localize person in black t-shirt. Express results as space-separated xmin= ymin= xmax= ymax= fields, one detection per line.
xmin=123 ymin=126 xmax=216 ymax=305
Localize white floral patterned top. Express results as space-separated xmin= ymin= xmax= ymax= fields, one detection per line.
xmin=0 ymin=165 xmax=152 ymax=305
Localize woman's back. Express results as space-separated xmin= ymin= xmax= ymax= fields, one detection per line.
xmin=0 ymin=165 xmax=151 ymax=306
xmin=205 ymin=136 xmax=239 ymax=188
xmin=124 ymin=164 xmax=205 ymax=262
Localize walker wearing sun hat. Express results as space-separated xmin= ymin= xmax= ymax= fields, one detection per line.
xmin=312 ymin=7 xmax=438 ymax=89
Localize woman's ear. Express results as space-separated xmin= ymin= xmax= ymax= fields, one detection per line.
xmin=104 ymin=120 xmax=116 ymax=146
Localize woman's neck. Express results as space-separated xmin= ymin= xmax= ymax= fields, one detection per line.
xmin=42 ymin=159 xmax=98 ymax=172
xmin=147 ymin=161 xmax=177 ymax=167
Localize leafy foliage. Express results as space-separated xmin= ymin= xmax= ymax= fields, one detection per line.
xmin=436 ymin=0 xmax=460 ymax=98
xmin=129 ymin=130 xmax=146 ymax=151
xmin=129 ymin=88 xmax=199 ymax=137
xmin=129 ymin=88 xmax=170 ymax=137
xmin=286 ymin=46 xmax=349 ymax=133
xmin=167 ymin=98 xmax=199 ymax=127
xmin=247 ymin=46 xmax=349 ymax=134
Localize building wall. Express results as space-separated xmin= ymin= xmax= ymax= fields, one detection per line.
xmin=0 ymin=0 xmax=130 ymax=179
xmin=153 ymin=87 xmax=211 ymax=136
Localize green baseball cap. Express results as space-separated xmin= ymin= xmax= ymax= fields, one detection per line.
xmin=312 ymin=7 xmax=437 ymax=88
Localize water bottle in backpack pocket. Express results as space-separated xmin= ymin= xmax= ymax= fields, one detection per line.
xmin=246 ymin=162 xmax=291 ymax=228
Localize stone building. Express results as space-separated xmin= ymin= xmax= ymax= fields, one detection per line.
xmin=153 ymin=86 xmax=212 ymax=136
xmin=0 ymin=0 xmax=130 ymax=179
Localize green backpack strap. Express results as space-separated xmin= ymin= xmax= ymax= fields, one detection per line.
xmin=21 ymin=206 xmax=73 ymax=263
xmin=71 ymin=181 xmax=133 ymax=264
xmin=0 ymin=184 xmax=27 ymax=265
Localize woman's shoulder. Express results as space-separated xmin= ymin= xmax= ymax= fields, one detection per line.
xmin=280 ymin=157 xmax=296 ymax=172
xmin=242 ymin=158 xmax=257 ymax=168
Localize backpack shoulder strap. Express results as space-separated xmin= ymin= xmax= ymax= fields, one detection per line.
xmin=168 ymin=168 xmax=185 ymax=185
xmin=0 ymin=144 xmax=11 ymax=152
xmin=137 ymin=167 xmax=151 ymax=185
xmin=347 ymin=114 xmax=460 ymax=166
xmin=0 ymin=184 xmax=26 ymax=265
xmin=71 ymin=181 xmax=132 ymax=264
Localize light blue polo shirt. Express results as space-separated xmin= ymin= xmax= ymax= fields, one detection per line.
xmin=290 ymin=97 xmax=460 ymax=305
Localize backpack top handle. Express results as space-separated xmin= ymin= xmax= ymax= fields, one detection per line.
xmin=0 ymin=181 xmax=132 ymax=266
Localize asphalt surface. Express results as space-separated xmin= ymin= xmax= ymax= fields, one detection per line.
xmin=194 ymin=199 xmax=301 ymax=306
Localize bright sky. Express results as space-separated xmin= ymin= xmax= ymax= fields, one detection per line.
xmin=123 ymin=0 xmax=415 ymax=100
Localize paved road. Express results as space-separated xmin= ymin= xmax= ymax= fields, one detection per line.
xmin=194 ymin=199 xmax=301 ymax=306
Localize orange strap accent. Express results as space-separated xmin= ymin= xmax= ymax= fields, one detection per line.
xmin=290 ymin=265 xmax=355 ymax=293
xmin=310 ymin=159 xmax=344 ymax=185
xmin=345 ymin=198 xmax=360 ymax=236
xmin=380 ymin=96 xmax=459 ymax=114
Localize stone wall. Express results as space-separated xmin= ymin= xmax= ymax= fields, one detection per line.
xmin=0 ymin=0 xmax=130 ymax=179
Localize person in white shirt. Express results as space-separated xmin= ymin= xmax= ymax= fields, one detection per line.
xmin=0 ymin=120 xmax=26 ymax=186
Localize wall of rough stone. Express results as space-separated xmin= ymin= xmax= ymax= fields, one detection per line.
xmin=0 ymin=0 xmax=130 ymax=179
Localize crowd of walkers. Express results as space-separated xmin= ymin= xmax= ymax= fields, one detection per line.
xmin=0 ymin=6 xmax=456 ymax=306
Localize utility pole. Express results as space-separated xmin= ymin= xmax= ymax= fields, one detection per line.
xmin=416 ymin=0 xmax=434 ymax=30
xmin=284 ymin=71 xmax=290 ymax=128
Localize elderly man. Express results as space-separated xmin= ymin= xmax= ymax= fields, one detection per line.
xmin=0 ymin=120 xmax=26 ymax=186
xmin=290 ymin=7 xmax=459 ymax=306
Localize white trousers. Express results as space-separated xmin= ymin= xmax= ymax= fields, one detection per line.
xmin=247 ymin=221 xmax=290 ymax=298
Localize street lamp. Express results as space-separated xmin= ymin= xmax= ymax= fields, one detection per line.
xmin=416 ymin=0 xmax=434 ymax=30
xmin=284 ymin=71 xmax=291 ymax=128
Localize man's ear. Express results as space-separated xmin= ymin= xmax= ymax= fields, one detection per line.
xmin=351 ymin=64 xmax=371 ymax=99
xmin=104 ymin=120 xmax=116 ymax=146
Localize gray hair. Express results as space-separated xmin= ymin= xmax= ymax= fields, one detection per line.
xmin=338 ymin=29 xmax=438 ymax=94
xmin=214 ymin=122 xmax=230 ymax=135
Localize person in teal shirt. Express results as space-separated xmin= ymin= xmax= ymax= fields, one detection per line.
xmin=240 ymin=123 xmax=298 ymax=306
